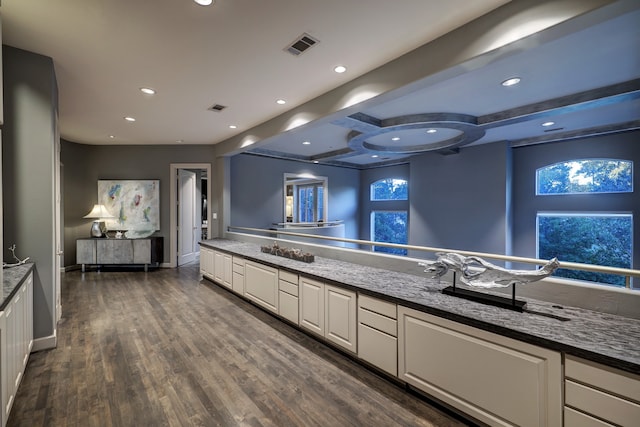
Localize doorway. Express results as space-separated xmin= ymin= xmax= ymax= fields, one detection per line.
xmin=170 ymin=163 xmax=212 ymax=268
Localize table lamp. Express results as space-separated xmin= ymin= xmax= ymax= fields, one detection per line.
xmin=83 ymin=204 xmax=114 ymax=237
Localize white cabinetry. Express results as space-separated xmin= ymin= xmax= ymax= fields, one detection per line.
xmin=200 ymin=246 xmax=215 ymax=279
xmin=232 ymin=256 xmax=245 ymax=295
xmin=244 ymin=260 xmax=279 ymax=313
xmin=278 ymin=270 xmax=299 ymax=324
xmin=325 ymin=285 xmax=356 ymax=353
xmin=564 ymin=355 xmax=640 ymax=427
xmin=299 ymin=277 xmax=356 ymax=353
xmin=214 ymin=251 xmax=232 ymax=289
xmin=398 ymin=306 xmax=561 ymax=427
xmin=1 ymin=272 xmax=33 ymax=427
xmin=299 ymin=277 xmax=325 ymax=336
xmin=358 ymin=294 xmax=397 ymax=376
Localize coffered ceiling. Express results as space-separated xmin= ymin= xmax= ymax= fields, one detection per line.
xmin=2 ymin=0 xmax=639 ymax=168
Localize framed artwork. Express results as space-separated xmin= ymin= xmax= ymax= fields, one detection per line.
xmin=98 ymin=180 xmax=160 ymax=232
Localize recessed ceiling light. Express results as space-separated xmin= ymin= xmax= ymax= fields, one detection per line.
xmin=302 ymin=141 xmax=311 ymax=145
xmin=542 ymin=121 xmax=555 ymax=127
xmin=140 ymin=87 xmax=156 ymax=95
xmin=194 ymin=0 xmax=214 ymax=5
xmin=391 ymin=137 xmax=400 ymax=141
xmin=124 ymin=116 xmax=136 ymax=122
xmin=501 ymin=77 xmax=521 ymax=87
xmin=229 ymin=125 xmax=237 ymax=129
xmin=371 ymin=154 xmax=379 ymax=158
xmin=176 ymin=139 xmax=184 ymax=143
xmin=276 ymin=99 xmax=286 ymax=105
xmin=313 ymin=160 xmax=319 ymax=164
xmin=426 ymin=129 xmax=437 ymax=134
xmin=334 ymin=65 xmax=347 ymax=74
xmin=109 ymin=135 xmax=115 ymax=139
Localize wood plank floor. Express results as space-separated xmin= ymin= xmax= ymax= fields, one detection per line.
xmin=8 ymin=263 xmax=471 ymax=427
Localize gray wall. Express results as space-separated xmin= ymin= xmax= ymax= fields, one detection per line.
xmin=408 ymin=142 xmax=511 ymax=259
xmin=512 ymin=131 xmax=640 ymax=269
xmin=3 ymin=45 xmax=58 ymax=340
xmin=229 ymin=154 xmax=360 ymax=239
xmin=61 ymin=141 xmax=216 ymax=266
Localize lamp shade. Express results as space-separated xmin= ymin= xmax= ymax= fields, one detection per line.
xmin=83 ymin=204 xmax=114 ymax=219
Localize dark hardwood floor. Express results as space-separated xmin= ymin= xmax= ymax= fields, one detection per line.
xmin=9 ymin=263 xmax=470 ymax=427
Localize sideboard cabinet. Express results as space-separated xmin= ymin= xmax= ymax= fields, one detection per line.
xmin=77 ymin=237 xmax=163 ymax=271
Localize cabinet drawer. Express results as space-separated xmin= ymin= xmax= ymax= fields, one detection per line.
xmin=232 ymin=262 xmax=244 ymax=275
xmin=565 ymin=379 xmax=640 ymax=427
xmin=565 ymin=355 xmax=640 ymax=403
xmin=279 ymin=269 xmax=298 ymax=284
xmin=279 ymin=279 xmax=298 ymax=297
xmin=358 ymin=294 xmax=396 ymax=319
xmin=358 ymin=323 xmax=397 ymax=376
xmin=232 ymin=255 xmax=244 ymax=266
xmin=358 ymin=306 xmax=397 ymax=337
xmin=279 ymin=290 xmax=299 ymax=324
xmin=564 ymin=406 xmax=614 ymax=427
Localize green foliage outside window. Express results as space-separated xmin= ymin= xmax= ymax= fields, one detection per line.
xmin=536 ymin=159 xmax=632 ymax=195
xmin=538 ymin=214 xmax=632 ymax=286
xmin=372 ymin=211 xmax=408 ymax=255
xmin=371 ymin=178 xmax=408 ymax=200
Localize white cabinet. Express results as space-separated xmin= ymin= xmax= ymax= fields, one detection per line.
xmin=200 ymin=246 xmax=215 ymax=279
xmin=299 ymin=277 xmax=356 ymax=353
xmin=358 ymin=294 xmax=397 ymax=376
xmin=244 ymin=260 xmax=279 ymax=313
xmin=213 ymin=251 xmax=232 ymax=289
xmin=398 ymin=306 xmax=562 ymax=427
xmin=325 ymin=285 xmax=356 ymax=353
xmin=231 ymin=256 xmax=245 ymax=295
xmin=564 ymin=355 xmax=640 ymax=427
xmin=278 ymin=270 xmax=299 ymax=324
xmin=1 ymin=272 xmax=33 ymax=427
xmin=299 ymin=277 xmax=324 ymax=336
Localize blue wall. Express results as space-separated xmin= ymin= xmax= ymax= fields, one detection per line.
xmin=230 ymin=154 xmax=360 ymax=238
xmin=407 ymin=142 xmax=511 ymax=259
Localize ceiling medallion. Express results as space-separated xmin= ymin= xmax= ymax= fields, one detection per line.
xmin=347 ymin=113 xmax=485 ymax=154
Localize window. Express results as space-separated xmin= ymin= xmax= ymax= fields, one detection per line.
xmin=535 ymin=158 xmax=634 ymax=287
xmin=370 ymin=178 xmax=408 ymax=255
xmin=537 ymin=213 xmax=632 ymax=286
xmin=371 ymin=211 xmax=408 ymax=255
xmin=371 ymin=178 xmax=408 ymax=200
xmin=297 ymin=184 xmax=324 ymax=222
xmin=536 ymin=159 xmax=632 ymax=195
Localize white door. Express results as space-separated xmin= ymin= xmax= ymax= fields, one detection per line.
xmin=177 ymin=169 xmax=197 ymax=266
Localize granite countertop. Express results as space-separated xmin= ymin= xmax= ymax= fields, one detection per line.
xmin=2 ymin=263 xmax=34 ymax=311
xmin=201 ymin=239 xmax=640 ymax=375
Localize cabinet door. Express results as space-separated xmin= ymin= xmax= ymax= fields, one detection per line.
xmin=398 ymin=306 xmax=562 ymax=427
xmin=97 ymin=240 xmax=133 ymax=264
xmin=76 ymin=240 xmax=96 ymax=264
xmin=244 ymin=261 xmax=278 ymax=313
xmin=132 ymin=239 xmax=151 ymax=264
xmin=299 ymin=277 xmax=324 ymax=336
xmin=324 ymin=285 xmax=356 ymax=353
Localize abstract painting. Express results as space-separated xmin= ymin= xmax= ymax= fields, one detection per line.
xmin=98 ymin=180 xmax=160 ymax=232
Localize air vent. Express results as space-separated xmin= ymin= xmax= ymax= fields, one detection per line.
xmin=209 ymin=104 xmax=227 ymax=112
xmin=544 ymin=127 xmax=564 ymax=132
xmin=285 ymin=33 xmax=319 ymax=56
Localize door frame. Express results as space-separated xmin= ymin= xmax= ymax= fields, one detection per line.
xmin=170 ymin=163 xmax=212 ymax=268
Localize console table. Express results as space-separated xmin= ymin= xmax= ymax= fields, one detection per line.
xmin=76 ymin=237 xmax=163 ymax=271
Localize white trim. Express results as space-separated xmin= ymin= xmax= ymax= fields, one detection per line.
xmin=32 ymin=332 xmax=57 ymax=352
xmin=170 ymin=163 xmax=212 ymax=268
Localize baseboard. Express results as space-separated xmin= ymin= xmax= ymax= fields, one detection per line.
xmin=32 ymin=331 xmax=57 ymax=352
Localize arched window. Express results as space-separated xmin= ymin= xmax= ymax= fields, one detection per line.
xmin=535 ymin=159 xmax=633 ymax=287
xmin=370 ymin=178 xmax=408 ymax=255
xmin=536 ymin=159 xmax=632 ymax=195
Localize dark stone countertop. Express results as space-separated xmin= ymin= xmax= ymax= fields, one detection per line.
xmin=2 ymin=263 xmax=34 ymax=311
xmin=201 ymin=239 xmax=640 ymax=375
